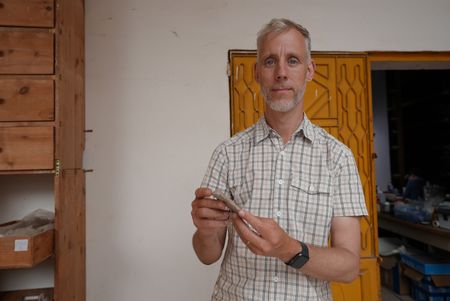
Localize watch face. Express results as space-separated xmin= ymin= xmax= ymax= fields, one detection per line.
xmin=287 ymin=241 xmax=309 ymax=269
xmin=290 ymin=254 xmax=309 ymax=269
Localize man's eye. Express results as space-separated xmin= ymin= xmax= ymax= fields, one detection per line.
xmin=264 ymin=58 xmax=275 ymax=66
xmin=288 ymin=58 xmax=299 ymax=65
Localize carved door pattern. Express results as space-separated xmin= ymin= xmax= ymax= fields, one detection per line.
xmin=228 ymin=50 xmax=380 ymax=301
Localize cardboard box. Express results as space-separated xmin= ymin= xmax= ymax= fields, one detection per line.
xmin=0 ymin=221 xmax=54 ymax=269
xmin=380 ymin=255 xmax=411 ymax=295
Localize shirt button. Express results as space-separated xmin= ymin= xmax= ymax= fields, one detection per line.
xmin=276 ymin=211 xmax=282 ymax=217
xmin=280 ymin=151 xmax=285 ymax=156
xmin=273 ymin=276 xmax=279 ymax=283
xmin=309 ymin=184 xmax=315 ymax=191
xmin=278 ymin=179 xmax=284 ymax=185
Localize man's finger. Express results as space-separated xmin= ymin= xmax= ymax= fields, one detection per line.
xmin=238 ymin=210 xmax=266 ymax=236
xmin=197 ymin=219 xmax=229 ymax=229
xmin=195 ymin=187 xmax=212 ymax=198
xmin=195 ymin=207 xmax=230 ymax=220
xmin=194 ymin=198 xmax=229 ymax=211
xmin=232 ymin=214 xmax=265 ymax=246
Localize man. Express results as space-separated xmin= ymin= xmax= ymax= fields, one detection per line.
xmin=191 ymin=18 xmax=368 ymax=301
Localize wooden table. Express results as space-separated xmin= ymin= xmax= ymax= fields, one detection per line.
xmin=378 ymin=212 xmax=450 ymax=252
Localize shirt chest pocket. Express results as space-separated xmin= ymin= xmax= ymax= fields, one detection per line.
xmin=288 ymin=176 xmax=333 ymax=245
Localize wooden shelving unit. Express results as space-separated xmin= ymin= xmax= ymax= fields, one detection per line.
xmin=0 ymin=1 xmax=85 ymax=300
xmin=379 ymin=213 xmax=450 ymax=252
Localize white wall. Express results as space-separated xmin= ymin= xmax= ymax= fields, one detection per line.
xmin=372 ymin=71 xmax=392 ymax=192
xmin=81 ymin=1 xmax=450 ymax=300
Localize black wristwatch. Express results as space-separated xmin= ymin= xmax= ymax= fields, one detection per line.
xmin=285 ymin=241 xmax=309 ymax=269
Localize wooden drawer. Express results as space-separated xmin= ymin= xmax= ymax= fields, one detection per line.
xmin=0 ymin=0 xmax=55 ymax=27
xmin=0 ymin=79 xmax=54 ymax=121
xmin=0 ymin=126 xmax=54 ymax=170
xmin=0 ymin=221 xmax=54 ymax=269
xmin=0 ymin=288 xmax=54 ymax=301
xmin=0 ymin=30 xmax=54 ymax=74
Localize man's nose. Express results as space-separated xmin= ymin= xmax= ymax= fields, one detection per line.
xmin=275 ymin=62 xmax=287 ymax=80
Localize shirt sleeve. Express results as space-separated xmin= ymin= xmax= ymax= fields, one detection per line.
xmin=201 ymin=144 xmax=229 ymax=194
xmin=332 ymin=150 xmax=368 ymax=217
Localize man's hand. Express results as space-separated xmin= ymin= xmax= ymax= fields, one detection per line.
xmin=232 ymin=211 xmax=361 ymax=282
xmin=191 ymin=187 xmax=230 ymax=235
xmin=231 ymin=210 xmax=299 ymax=262
xmin=191 ymin=187 xmax=230 ymax=265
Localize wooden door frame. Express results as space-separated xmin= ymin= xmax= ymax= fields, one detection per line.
xmin=366 ymin=50 xmax=450 ymax=258
xmin=368 ymin=51 xmax=450 ymax=62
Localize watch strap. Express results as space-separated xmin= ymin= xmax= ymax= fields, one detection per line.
xmin=285 ymin=241 xmax=309 ymax=268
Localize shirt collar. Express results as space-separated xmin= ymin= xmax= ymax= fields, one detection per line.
xmin=254 ymin=114 xmax=316 ymax=144
xmin=255 ymin=117 xmax=272 ymax=143
xmin=295 ymin=114 xmax=315 ymax=143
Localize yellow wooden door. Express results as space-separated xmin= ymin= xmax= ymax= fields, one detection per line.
xmin=228 ymin=50 xmax=380 ymax=301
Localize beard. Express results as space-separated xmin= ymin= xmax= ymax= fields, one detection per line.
xmin=261 ymin=86 xmax=305 ymax=113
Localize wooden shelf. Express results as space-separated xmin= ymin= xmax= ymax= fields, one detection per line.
xmin=378 ymin=212 xmax=450 ymax=252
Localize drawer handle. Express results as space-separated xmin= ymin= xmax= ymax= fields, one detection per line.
xmin=0 ymin=3 xmax=4 ymax=9
xmin=0 ymin=98 xmax=4 ymax=104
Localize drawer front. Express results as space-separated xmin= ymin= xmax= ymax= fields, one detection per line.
xmin=0 ymin=79 xmax=54 ymax=121
xmin=0 ymin=0 xmax=55 ymax=27
xmin=0 ymin=288 xmax=54 ymax=301
xmin=0 ymin=126 xmax=54 ymax=170
xmin=0 ymin=30 xmax=54 ymax=74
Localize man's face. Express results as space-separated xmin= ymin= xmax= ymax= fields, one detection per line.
xmin=255 ymin=29 xmax=315 ymax=113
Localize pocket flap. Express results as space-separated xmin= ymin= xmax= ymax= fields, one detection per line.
xmin=291 ymin=176 xmax=331 ymax=194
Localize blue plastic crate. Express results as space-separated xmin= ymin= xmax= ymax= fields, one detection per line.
xmin=401 ymin=252 xmax=450 ymax=275
xmin=412 ymin=280 xmax=450 ymax=301
xmin=394 ymin=203 xmax=431 ymax=223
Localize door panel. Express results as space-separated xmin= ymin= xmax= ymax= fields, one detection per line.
xmin=335 ymin=57 xmax=377 ymax=258
xmin=332 ymin=258 xmax=380 ymax=301
xmin=229 ymin=50 xmax=379 ymax=301
xmin=304 ymin=57 xmax=337 ymax=120
xmin=230 ymin=54 xmax=264 ymax=135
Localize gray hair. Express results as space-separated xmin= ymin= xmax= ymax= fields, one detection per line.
xmin=257 ymin=18 xmax=311 ymax=60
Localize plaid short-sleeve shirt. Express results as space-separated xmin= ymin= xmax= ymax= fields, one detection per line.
xmin=201 ymin=115 xmax=368 ymax=301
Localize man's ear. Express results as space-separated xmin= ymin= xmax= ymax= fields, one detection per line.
xmin=306 ymin=59 xmax=316 ymax=82
xmin=253 ymin=62 xmax=260 ymax=83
